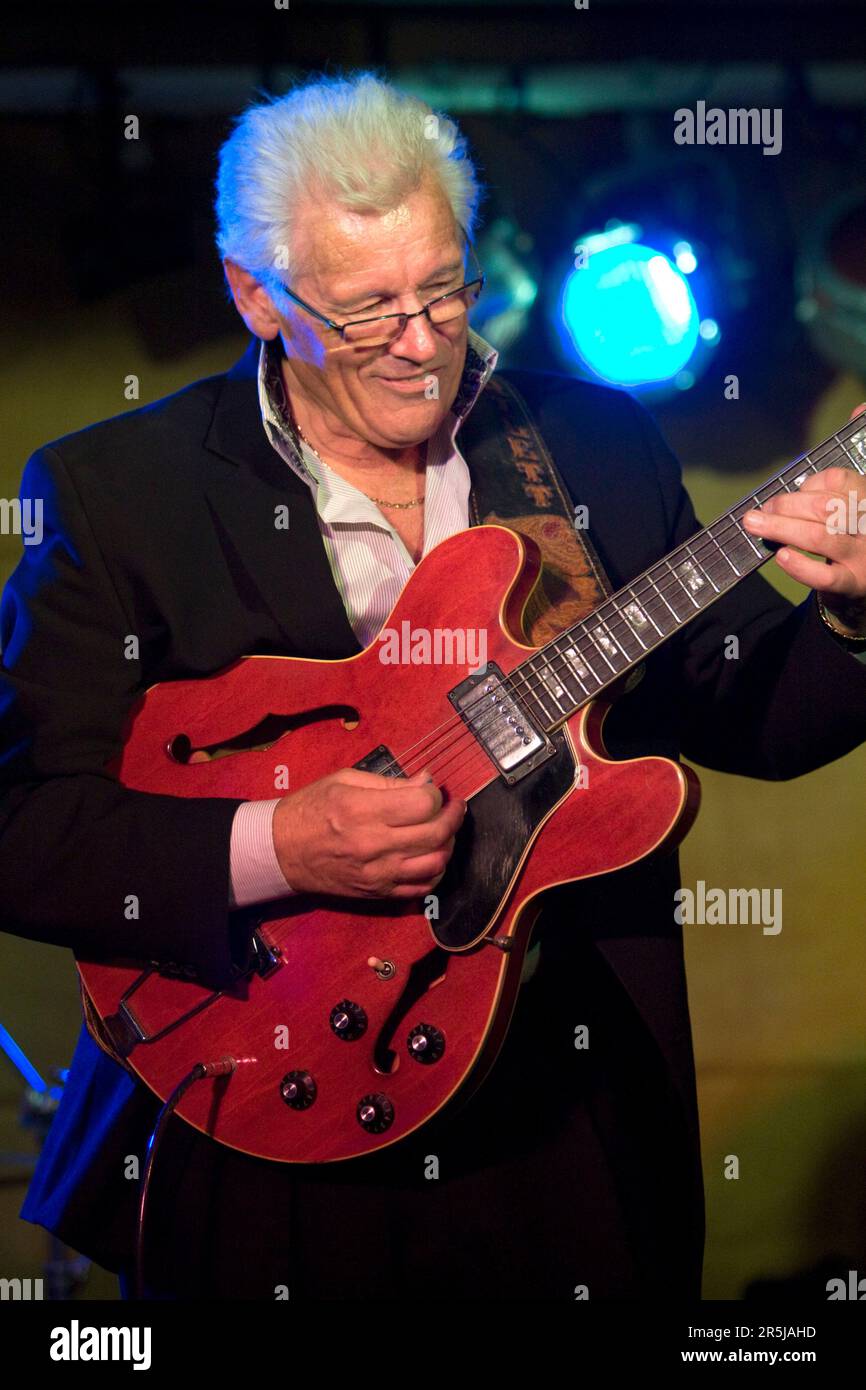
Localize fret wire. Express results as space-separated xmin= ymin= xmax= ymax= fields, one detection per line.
xmin=538 ymin=663 xmax=568 ymax=715
xmin=558 ymin=641 xmax=594 ymax=697
xmin=547 ymin=658 xmax=583 ymax=707
xmin=612 ymin=608 xmax=647 ymax=656
xmin=685 ymin=540 xmax=720 ymax=594
xmin=571 ymin=636 xmax=607 ymax=686
xmin=705 ymin=526 xmax=741 ymax=577
xmin=565 ymin=656 xmax=592 ymax=699
xmin=514 ymin=521 xmax=754 ymax=709
xmin=553 ymin=640 xmax=592 ymax=696
xmin=549 ymin=640 xmax=590 ymax=699
xmin=623 ymin=588 xmax=655 ymax=644
xmin=517 ymin=675 xmax=544 ymax=722
xmin=648 ymin=584 xmax=678 ymax=631
xmin=596 ymin=606 xmax=641 ymax=661
xmin=510 ymin=532 xmax=742 ymax=719
xmin=525 ymin=661 xmax=558 ymax=721
xmin=839 ymin=438 xmax=866 ymax=476
xmin=582 ymin=623 xmax=620 ymax=673
xmin=608 ymin=622 xmax=644 ymax=664
xmin=511 ymin=533 xmax=735 ymax=716
xmin=564 ymin=635 xmax=603 ymax=685
xmin=736 ymin=500 xmax=766 ymax=559
xmin=647 ymin=566 xmax=680 ymax=623
xmin=538 ymin=658 xmax=571 ymax=713
xmin=754 ymin=479 xmax=781 ymax=504
xmin=779 ymin=455 xmax=820 ymax=494
xmin=503 ymin=425 xmax=865 ymax=728
xmin=581 ymin=595 xmax=662 ymax=674
xmin=705 ymin=550 xmax=741 ymax=584
xmin=663 ymin=555 xmax=700 ymax=610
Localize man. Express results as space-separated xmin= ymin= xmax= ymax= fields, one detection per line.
xmin=3 ymin=72 xmax=866 ymax=1301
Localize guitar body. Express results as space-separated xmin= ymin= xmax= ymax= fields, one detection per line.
xmin=77 ymin=526 xmax=700 ymax=1163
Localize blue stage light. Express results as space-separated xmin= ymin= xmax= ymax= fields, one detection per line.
xmin=558 ymin=241 xmax=701 ymax=388
xmin=673 ymin=240 xmax=698 ymax=274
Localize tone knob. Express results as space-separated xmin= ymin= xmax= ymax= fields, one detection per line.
xmin=356 ymin=1093 xmax=394 ymax=1134
xmin=279 ymin=1070 xmax=317 ymax=1109
xmin=407 ymin=1022 xmax=445 ymax=1064
xmin=330 ymin=999 xmax=368 ymax=1041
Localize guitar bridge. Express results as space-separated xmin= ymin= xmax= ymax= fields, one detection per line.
xmin=449 ymin=662 xmax=555 ymax=784
xmin=353 ymin=745 xmax=405 ymax=778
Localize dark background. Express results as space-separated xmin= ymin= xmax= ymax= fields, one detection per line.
xmin=2 ymin=0 xmax=865 ymax=464
xmin=0 ymin=0 xmax=864 ymax=1303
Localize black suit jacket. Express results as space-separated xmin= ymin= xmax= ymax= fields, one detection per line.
xmin=4 ymin=334 xmax=865 ymax=1275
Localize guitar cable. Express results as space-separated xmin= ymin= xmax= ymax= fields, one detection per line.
xmin=134 ymin=1056 xmax=255 ymax=1299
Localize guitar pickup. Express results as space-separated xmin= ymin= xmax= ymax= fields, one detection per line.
xmin=449 ymin=662 xmax=555 ymax=783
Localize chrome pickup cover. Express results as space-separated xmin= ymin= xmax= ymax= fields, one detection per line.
xmin=448 ymin=662 xmax=555 ymax=783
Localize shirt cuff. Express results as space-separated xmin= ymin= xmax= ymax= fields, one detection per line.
xmin=229 ymin=798 xmax=295 ymax=909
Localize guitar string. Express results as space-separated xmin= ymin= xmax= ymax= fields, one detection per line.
xmin=376 ymin=433 xmax=862 ymax=784
xmin=381 ymin=484 xmax=821 ymax=790
xmin=486 ymin=431 xmax=864 ymax=720
xmin=369 ymin=431 xmax=861 ymax=784
xmin=190 ymin=430 xmax=855 ymax=782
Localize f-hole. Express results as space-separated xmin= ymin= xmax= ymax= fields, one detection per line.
xmin=166 ymin=704 xmax=361 ymax=763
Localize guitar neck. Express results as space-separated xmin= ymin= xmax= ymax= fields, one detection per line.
xmin=512 ymin=414 xmax=866 ymax=733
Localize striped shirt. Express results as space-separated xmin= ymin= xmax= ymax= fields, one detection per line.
xmin=229 ymin=328 xmax=498 ymax=910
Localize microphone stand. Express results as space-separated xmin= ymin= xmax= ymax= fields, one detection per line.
xmin=0 ymin=1022 xmax=91 ymax=1299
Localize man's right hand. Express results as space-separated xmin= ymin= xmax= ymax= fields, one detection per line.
xmin=271 ymin=767 xmax=467 ymax=899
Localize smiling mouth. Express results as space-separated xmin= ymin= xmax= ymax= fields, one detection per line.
xmin=378 ymin=373 xmax=436 ymax=383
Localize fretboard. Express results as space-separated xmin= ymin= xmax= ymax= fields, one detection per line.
xmin=508 ymin=414 xmax=866 ymax=733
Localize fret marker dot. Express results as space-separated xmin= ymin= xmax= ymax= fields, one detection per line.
xmin=624 ymin=602 xmax=647 ymax=626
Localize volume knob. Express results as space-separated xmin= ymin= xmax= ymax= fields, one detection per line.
xmin=330 ymin=999 xmax=368 ymax=1041
xmin=280 ymin=1070 xmax=317 ymax=1109
xmin=356 ymin=1093 xmax=394 ymax=1134
xmin=407 ymin=1022 xmax=445 ymax=1064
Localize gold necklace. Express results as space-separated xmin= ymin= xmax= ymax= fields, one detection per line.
xmin=364 ymin=492 xmax=426 ymax=511
xmin=293 ymin=418 xmax=426 ymax=510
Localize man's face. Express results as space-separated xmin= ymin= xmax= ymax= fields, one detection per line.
xmin=277 ymin=172 xmax=469 ymax=450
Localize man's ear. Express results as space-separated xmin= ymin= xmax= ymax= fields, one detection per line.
xmin=223 ymin=259 xmax=282 ymax=340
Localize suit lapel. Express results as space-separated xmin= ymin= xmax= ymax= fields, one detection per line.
xmin=202 ymin=336 xmax=361 ymax=660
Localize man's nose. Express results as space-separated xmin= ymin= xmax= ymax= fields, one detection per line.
xmin=389 ymin=307 xmax=439 ymax=361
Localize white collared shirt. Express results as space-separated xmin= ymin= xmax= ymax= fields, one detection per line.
xmin=257 ymin=328 xmax=498 ymax=646
xmin=230 ymin=328 xmax=498 ymax=908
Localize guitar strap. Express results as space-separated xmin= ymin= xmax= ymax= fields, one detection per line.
xmin=459 ymin=372 xmax=611 ymax=644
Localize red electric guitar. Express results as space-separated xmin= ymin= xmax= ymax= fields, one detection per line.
xmin=77 ymin=418 xmax=866 ymax=1162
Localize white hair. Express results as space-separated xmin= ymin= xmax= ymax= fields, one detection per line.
xmin=214 ymin=71 xmax=483 ymax=293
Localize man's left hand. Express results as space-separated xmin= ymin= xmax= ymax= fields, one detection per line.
xmin=742 ymin=404 xmax=866 ymax=638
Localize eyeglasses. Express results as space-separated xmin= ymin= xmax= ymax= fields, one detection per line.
xmin=270 ymin=237 xmax=485 ymax=348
